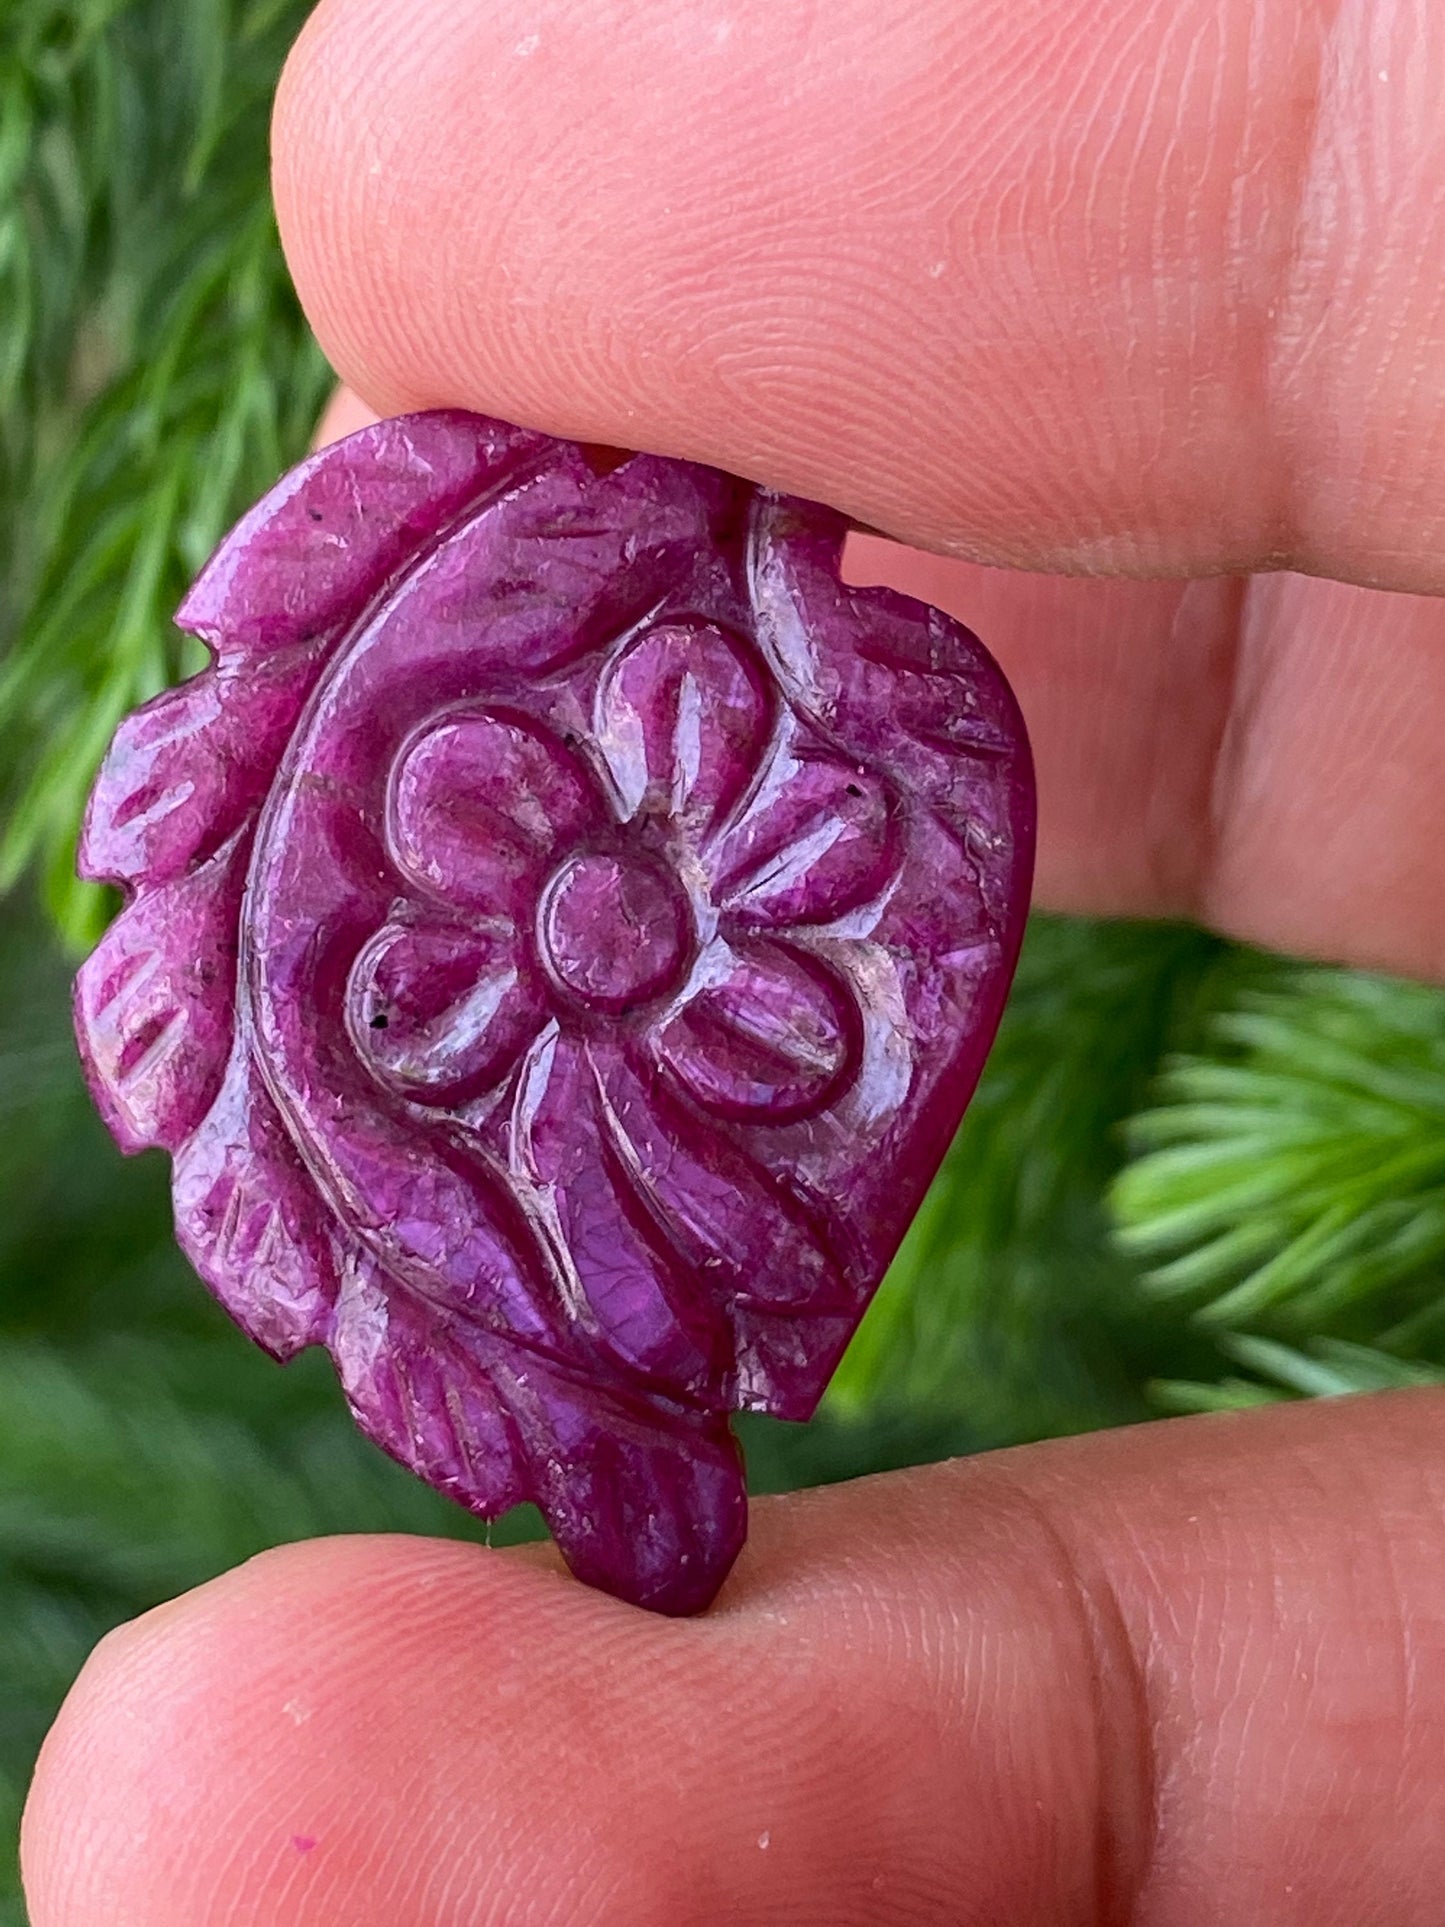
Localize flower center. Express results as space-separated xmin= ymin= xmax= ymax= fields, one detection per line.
xmin=539 ymin=852 xmax=691 ymax=1012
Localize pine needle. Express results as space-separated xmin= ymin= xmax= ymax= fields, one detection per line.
xmin=1152 ymin=1334 xmax=1445 ymax=1415
xmin=1113 ymin=970 xmax=1445 ymax=1349
xmin=0 ymin=0 xmax=328 ymax=951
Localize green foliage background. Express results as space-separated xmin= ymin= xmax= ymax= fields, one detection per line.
xmin=3 ymin=5 xmax=1445 ymax=1921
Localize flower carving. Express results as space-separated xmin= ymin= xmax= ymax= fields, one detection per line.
xmin=350 ymin=622 xmax=890 ymax=1135
xmin=74 ymin=411 xmax=1034 ymax=1614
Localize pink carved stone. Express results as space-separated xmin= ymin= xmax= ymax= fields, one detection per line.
xmin=74 ymin=412 xmax=1034 ymax=1614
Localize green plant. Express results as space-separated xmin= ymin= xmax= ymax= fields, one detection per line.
xmin=1 ymin=0 xmax=328 ymax=949
xmin=1113 ymin=971 xmax=1445 ymax=1349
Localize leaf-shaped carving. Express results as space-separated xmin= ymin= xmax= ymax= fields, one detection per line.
xmin=747 ymin=492 xmax=1032 ymax=868
xmin=332 ymin=1251 xmax=746 ymax=1616
xmin=75 ymin=411 xmax=1035 ymax=1614
xmin=73 ymin=834 xmax=246 ymax=1152
xmin=176 ymin=411 xmax=545 ymax=659
xmin=80 ymin=650 xmax=327 ymax=888
xmin=331 ymin=1253 xmax=527 ymax=1515
xmin=508 ymin=1028 xmax=733 ymax=1398
xmin=594 ymin=1049 xmax=858 ymax=1419
xmin=504 ymin=1366 xmax=747 ymax=1620
xmin=172 ymin=1042 xmax=339 ymax=1361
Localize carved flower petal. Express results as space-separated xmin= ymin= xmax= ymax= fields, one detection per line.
xmin=388 ymin=711 xmax=598 ymax=915
xmin=73 ymin=834 xmax=246 ymax=1153
xmin=656 ymin=941 xmax=856 ymax=1123
xmin=707 ymin=747 xmax=896 ymax=929
xmin=172 ymin=1040 xmax=338 ymax=1362
xmin=507 ymin=1028 xmax=731 ymax=1398
xmin=346 ymin=920 xmax=545 ymax=1103
xmin=595 ymin=621 xmax=771 ymax=833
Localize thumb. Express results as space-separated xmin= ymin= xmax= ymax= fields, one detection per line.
xmin=23 ymin=1389 xmax=1445 ymax=1925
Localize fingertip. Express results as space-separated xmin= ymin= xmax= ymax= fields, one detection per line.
xmin=24 ymin=1397 xmax=1445 ymax=1926
xmin=271 ymin=0 xmax=1285 ymax=573
xmin=21 ymin=1538 xmax=586 ymax=1927
xmin=20 ymin=1510 xmax=1098 ymax=1927
xmin=273 ymin=0 xmax=1445 ymax=588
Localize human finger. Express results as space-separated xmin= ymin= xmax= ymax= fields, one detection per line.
xmin=23 ymin=1389 xmax=1445 ymax=1925
xmin=275 ymin=0 xmax=1445 ymax=591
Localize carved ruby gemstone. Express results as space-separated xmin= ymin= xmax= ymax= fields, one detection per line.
xmin=73 ymin=411 xmax=1035 ymax=1614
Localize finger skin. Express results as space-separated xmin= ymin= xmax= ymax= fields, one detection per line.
xmin=274 ymin=0 xmax=1445 ymax=590
xmin=22 ymin=1391 xmax=1445 ymax=1926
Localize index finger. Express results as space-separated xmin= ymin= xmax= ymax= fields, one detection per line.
xmin=274 ymin=0 xmax=1445 ymax=592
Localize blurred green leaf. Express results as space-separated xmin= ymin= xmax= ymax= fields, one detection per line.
xmin=1153 ymin=1333 xmax=1445 ymax=1415
xmin=0 ymin=0 xmax=328 ymax=952
xmin=1113 ymin=970 xmax=1445 ymax=1346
